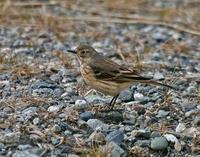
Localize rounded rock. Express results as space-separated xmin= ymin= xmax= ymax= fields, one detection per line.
xmin=150 ymin=137 xmax=168 ymax=150
xmin=80 ymin=111 xmax=93 ymax=121
xmin=106 ymin=130 xmax=124 ymax=145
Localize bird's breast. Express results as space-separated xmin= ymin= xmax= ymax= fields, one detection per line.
xmin=80 ymin=65 xmax=130 ymax=96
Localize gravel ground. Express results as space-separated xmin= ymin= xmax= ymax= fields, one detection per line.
xmin=0 ymin=1 xmax=200 ymax=157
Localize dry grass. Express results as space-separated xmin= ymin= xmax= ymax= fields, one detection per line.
xmin=0 ymin=0 xmax=200 ymax=38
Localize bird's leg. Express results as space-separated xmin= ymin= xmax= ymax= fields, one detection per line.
xmin=109 ymin=94 xmax=119 ymax=110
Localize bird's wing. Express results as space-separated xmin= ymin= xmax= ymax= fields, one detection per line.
xmin=90 ymin=57 xmax=150 ymax=83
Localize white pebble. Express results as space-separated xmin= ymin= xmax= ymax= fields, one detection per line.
xmin=48 ymin=106 xmax=60 ymax=112
xmin=134 ymin=93 xmax=144 ymax=101
xmin=176 ymin=123 xmax=186 ymax=133
xmin=164 ymin=134 xmax=178 ymax=143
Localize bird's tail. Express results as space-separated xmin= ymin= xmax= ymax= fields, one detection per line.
xmin=140 ymin=79 xmax=175 ymax=90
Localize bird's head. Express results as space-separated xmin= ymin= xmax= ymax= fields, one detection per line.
xmin=68 ymin=45 xmax=97 ymax=63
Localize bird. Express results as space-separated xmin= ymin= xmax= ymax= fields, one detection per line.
xmin=67 ymin=45 xmax=174 ymax=109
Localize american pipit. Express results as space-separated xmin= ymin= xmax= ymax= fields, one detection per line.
xmin=68 ymin=45 xmax=174 ymax=109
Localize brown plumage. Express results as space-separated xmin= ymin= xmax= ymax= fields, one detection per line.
xmin=68 ymin=45 xmax=174 ymax=109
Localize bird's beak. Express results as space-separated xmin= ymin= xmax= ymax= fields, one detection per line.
xmin=67 ymin=50 xmax=76 ymax=54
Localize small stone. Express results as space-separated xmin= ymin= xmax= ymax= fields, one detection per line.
xmin=156 ymin=110 xmax=169 ymax=118
xmin=80 ymin=111 xmax=93 ymax=121
xmin=0 ymin=142 xmax=5 ymax=150
xmin=32 ymin=117 xmax=40 ymax=125
xmin=151 ymin=132 xmax=161 ymax=138
xmin=22 ymin=107 xmax=37 ymax=120
xmin=164 ymin=134 xmax=178 ymax=143
xmin=153 ymin=71 xmax=164 ymax=80
xmin=119 ymin=89 xmax=133 ymax=102
xmin=18 ymin=144 xmax=32 ymax=150
xmin=176 ymin=123 xmax=186 ymax=133
xmin=48 ymin=106 xmax=60 ymax=112
xmin=51 ymin=137 xmax=60 ymax=145
xmin=64 ymin=130 xmax=72 ymax=136
xmin=106 ymin=111 xmax=124 ymax=123
xmin=12 ymin=150 xmax=38 ymax=157
xmin=75 ymin=99 xmax=87 ymax=106
xmin=74 ymin=99 xmax=88 ymax=109
xmin=134 ymin=93 xmax=145 ymax=101
xmin=102 ymin=141 xmax=125 ymax=157
xmin=193 ymin=116 xmax=200 ymax=126
xmin=87 ymin=119 xmax=108 ymax=131
xmin=150 ymin=137 xmax=168 ymax=150
xmin=131 ymin=129 xmax=151 ymax=139
xmin=106 ymin=130 xmax=124 ymax=145
xmin=85 ymin=94 xmax=106 ymax=104
xmin=51 ymin=124 xmax=61 ymax=133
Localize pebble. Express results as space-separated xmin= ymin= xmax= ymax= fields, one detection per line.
xmin=156 ymin=110 xmax=169 ymax=118
xmin=22 ymin=107 xmax=37 ymax=119
xmin=131 ymin=129 xmax=151 ymax=139
xmin=87 ymin=119 xmax=109 ymax=131
xmin=18 ymin=144 xmax=32 ymax=151
xmin=134 ymin=93 xmax=145 ymax=101
xmin=51 ymin=124 xmax=61 ymax=133
xmin=151 ymin=131 xmax=161 ymax=138
xmin=106 ymin=130 xmax=124 ymax=145
xmin=153 ymin=71 xmax=165 ymax=80
xmin=103 ymin=141 xmax=125 ymax=157
xmin=118 ymin=89 xmax=133 ymax=102
xmin=85 ymin=94 xmax=107 ymax=104
xmin=48 ymin=106 xmax=60 ymax=112
xmin=32 ymin=117 xmax=40 ymax=125
xmin=51 ymin=137 xmax=60 ymax=145
xmin=150 ymin=137 xmax=168 ymax=150
xmin=80 ymin=111 xmax=93 ymax=121
xmin=193 ymin=116 xmax=200 ymax=126
xmin=176 ymin=123 xmax=186 ymax=133
xmin=164 ymin=134 xmax=178 ymax=143
xmin=106 ymin=111 xmax=124 ymax=123
xmin=74 ymin=99 xmax=88 ymax=109
xmin=12 ymin=150 xmax=38 ymax=157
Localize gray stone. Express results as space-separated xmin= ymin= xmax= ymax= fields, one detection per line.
xmin=131 ymin=129 xmax=151 ymax=139
xmin=153 ymin=71 xmax=164 ymax=80
xmin=106 ymin=130 xmax=124 ymax=145
xmin=151 ymin=131 xmax=161 ymax=138
xmin=194 ymin=116 xmax=200 ymax=126
xmin=47 ymin=105 xmax=60 ymax=113
xmin=109 ymin=141 xmax=125 ymax=157
xmin=87 ymin=119 xmax=108 ymax=131
xmin=156 ymin=110 xmax=169 ymax=118
xmin=134 ymin=93 xmax=145 ymax=101
xmin=119 ymin=89 xmax=133 ymax=102
xmin=18 ymin=144 xmax=32 ymax=151
xmin=52 ymin=124 xmax=61 ymax=133
xmin=12 ymin=150 xmax=38 ymax=157
xmin=150 ymin=137 xmax=168 ymax=150
xmin=80 ymin=111 xmax=93 ymax=121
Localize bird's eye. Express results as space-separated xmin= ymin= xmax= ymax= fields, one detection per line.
xmin=81 ymin=50 xmax=86 ymax=54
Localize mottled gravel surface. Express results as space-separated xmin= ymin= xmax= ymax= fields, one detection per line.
xmin=0 ymin=1 xmax=200 ymax=157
